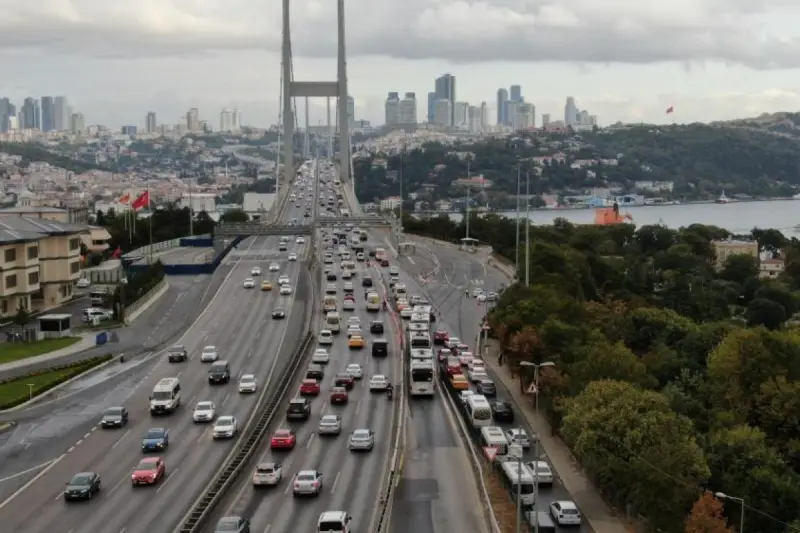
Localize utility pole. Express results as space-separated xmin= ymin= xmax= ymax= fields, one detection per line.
xmin=188 ymin=172 xmax=194 ymax=237
xmin=515 ymin=162 xmax=521 ymax=274
xmin=525 ymin=171 xmax=530 ymax=286
xmin=465 ymin=157 xmax=471 ymax=242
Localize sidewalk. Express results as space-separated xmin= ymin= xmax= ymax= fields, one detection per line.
xmin=482 ymin=340 xmax=629 ymax=533
xmin=0 ymin=334 xmax=97 ymax=374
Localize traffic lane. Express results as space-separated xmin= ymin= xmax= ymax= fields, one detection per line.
xmin=0 ymin=238 xmax=294 ymax=531
xmin=159 ymin=247 xmax=213 ymax=265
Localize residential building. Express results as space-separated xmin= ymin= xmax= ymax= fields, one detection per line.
xmin=70 ymin=113 xmax=85 ymax=135
xmin=220 ymin=109 xmax=234 ymax=132
xmin=512 ymin=103 xmax=536 ymax=130
xmin=81 ymin=226 xmax=112 ymax=254
xmin=379 ymin=196 xmax=402 ymax=211
xmin=385 ymin=93 xmax=400 ymax=125
xmin=453 ymin=102 xmax=469 ymax=129
xmin=186 ymin=108 xmax=200 ymax=131
xmin=760 ymin=258 xmax=785 ymax=280
xmin=121 ymin=125 xmax=137 ymax=136
xmin=0 ymin=216 xmax=87 ymax=317
xmin=399 ymin=93 xmax=417 ymax=124
xmin=146 ymin=112 xmax=157 ymax=133
xmin=712 ymin=238 xmax=758 ymax=270
xmin=542 ymin=113 xmax=551 ymax=127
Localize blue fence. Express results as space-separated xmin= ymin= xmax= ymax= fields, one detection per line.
xmin=180 ymin=237 xmax=214 ymax=247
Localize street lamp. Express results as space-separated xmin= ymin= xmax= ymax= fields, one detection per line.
xmin=715 ymin=492 xmax=745 ymax=533
xmin=518 ymin=361 xmax=555 ymax=533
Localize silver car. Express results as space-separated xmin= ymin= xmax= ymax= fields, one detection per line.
xmin=348 ymin=429 xmax=374 ymax=451
xmin=192 ymin=401 xmax=216 ymax=423
xmin=292 ymin=470 xmax=323 ymax=497
xmin=213 ymin=416 xmax=238 ymax=439
xmin=318 ymin=414 xmax=342 ymax=436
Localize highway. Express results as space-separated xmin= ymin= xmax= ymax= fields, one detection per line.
xmin=209 ymin=164 xmax=401 ymax=532
xmin=0 ymin=197 xmax=311 ymax=532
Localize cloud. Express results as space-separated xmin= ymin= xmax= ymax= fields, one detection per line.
xmin=2 ymin=0 xmax=800 ymax=68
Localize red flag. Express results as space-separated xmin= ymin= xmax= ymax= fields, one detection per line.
xmin=112 ymin=246 xmax=122 ymax=259
xmin=666 ymin=106 xmax=674 ymax=114
xmin=131 ymin=191 xmax=150 ymax=210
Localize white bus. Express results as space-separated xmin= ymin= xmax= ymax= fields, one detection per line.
xmin=341 ymin=208 xmax=351 ymax=218
xmin=325 ymin=311 xmax=341 ymax=333
xmin=409 ymin=348 xmax=434 ymax=362
xmin=480 ymin=426 xmax=509 ymax=458
xmin=465 ymin=394 xmax=493 ymax=427
xmin=408 ymin=331 xmax=432 ymax=349
xmin=409 ymin=360 xmax=436 ymax=396
xmin=498 ymin=459 xmax=536 ymax=507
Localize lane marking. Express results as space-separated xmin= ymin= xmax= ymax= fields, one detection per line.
xmin=108 ymin=475 xmax=127 ymax=495
xmin=75 ymin=439 xmax=83 ymax=446
xmin=221 ymin=393 xmax=231 ymax=406
xmin=331 ymin=471 xmax=341 ymax=494
xmin=0 ymin=461 xmax=53 ymax=484
xmin=157 ymin=467 xmax=180 ymax=493
xmin=264 ymin=525 xmax=271 ymax=533
xmin=111 ymin=429 xmax=130 ymax=450
xmin=306 ymin=433 xmax=315 ymax=449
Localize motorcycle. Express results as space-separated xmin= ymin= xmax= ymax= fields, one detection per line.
xmin=382 ymin=301 xmax=388 ymax=311
xmin=387 ymin=387 xmax=393 ymax=401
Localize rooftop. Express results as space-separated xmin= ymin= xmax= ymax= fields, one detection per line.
xmin=0 ymin=216 xmax=88 ymax=244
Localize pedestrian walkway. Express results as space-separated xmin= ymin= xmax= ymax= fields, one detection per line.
xmin=482 ymin=340 xmax=630 ymax=533
xmin=0 ymin=334 xmax=97 ymax=373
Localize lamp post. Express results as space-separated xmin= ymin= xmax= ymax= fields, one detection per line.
xmin=519 ymin=360 xmax=555 ymax=533
xmin=715 ymin=492 xmax=745 ymax=533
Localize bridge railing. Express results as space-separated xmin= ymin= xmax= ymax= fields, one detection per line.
xmin=214 ymin=223 xmax=313 ymax=236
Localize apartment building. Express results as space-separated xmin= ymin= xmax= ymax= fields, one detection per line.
xmin=0 ymin=217 xmax=87 ymax=318
xmin=712 ymin=238 xmax=759 ymax=270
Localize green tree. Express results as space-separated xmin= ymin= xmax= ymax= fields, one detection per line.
xmin=718 ymin=254 xmax=759 ymax=285
xmin=12 ymin=306 xmax=31 ymax=328
xmin=221 ymin=209 xmax=249 ymax=223
xmin=746 ymin=298 xmax=787 ymax=329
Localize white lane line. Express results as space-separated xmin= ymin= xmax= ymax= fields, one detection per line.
xmin=221 ymin=393 xmax=231 ymax=406
xmin=108 ymin=476 xmax=127 ymax=495
xmin=83 ymin=432 xmax=91 ymax=439
xmin=263 ymin=525 xmax=271 ymax=533
xmin=111 ymin=429 xmax=130 ymax=450
xmin=408 ymin=257 xmax=416 ymax=265
xmin=331 ymin=471 xmax=341 ymax=494
xmin=75 ymin=439 xmax=83 ymax=446
xmin=306 ymin=433 xmax=315 ymax=449
xmin=0 ymin=461 xmax=53 ymax=484
xmin=157 ymin=467 xmax=180 ymax=493
xmin=355 ymin=400 xmax=361 ymax=415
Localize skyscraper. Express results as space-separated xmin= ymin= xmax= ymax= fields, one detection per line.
xmin=564 ymin=97 xmax=578 ymax=126
xmin=22 ymin=98 xmax=36 ymax=130
xmin=510 ymin=85 xmax=522 ymax=102
xmin=453 ymin=102 xmax=468 ymax=129
xmin=399 ymin=93 xmax=417 ymax=124
xmin=220 ymin=109 xmax=233 ymax=132
xmin=496 ymin=88 xmax=509 ymax=125
xmin=33 ymin=100 xmax=41 ymax=130
xmin=434 ymin=74 xmax=456 ymax=125
xmin=0 ymin=98 xmax=10 ymax=132
xmin=426 ymin=92 xmax=436 ymax=123
xmin=146 ymin=112 xmax=157 ymax=133
xmin=41 ymin=97 xmax=55 ymax=132
xmin=54 ymin=96 xmax=68 ymax=130
xmin=186 ymin=108 xmax=200 ymax=131
xmin=347 ymin=96 xmax=355 ymax=128
xmin=385 ymin=92 xmax=400 ymax=125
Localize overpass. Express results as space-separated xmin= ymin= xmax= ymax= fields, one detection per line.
xmin=316 ymin=216 xmax=392 ymax=228
xmin=214 ymin=223 xmax=313 ymax=237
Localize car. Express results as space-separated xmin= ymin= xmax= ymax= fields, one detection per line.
xmin=238 ymin=374 xmax=258 ymax=393
xmin=356 ymin=252 xmax=365 ymax=262
xmin=460 ymin=390 xmax=475 ymax=404
xmin=335 ymin=372 xmax=355 ymax=389
xmin=380 ymin=258 xmax=390 ymax=267
xmin=167 ymin=344 xmax=188 ymax=362
xmin=318 ymin=330 xmax=334 ymax=345
xmin=312 ymin=348 xmax=330 ymax=364
xmin=349 ymin=429 xmax=375 ymax=451
xmin=446 ymin=337 xmax=461 ymax=349
xmin=550 ymin=501 xmax=582 ymax=525
xmin=296 ymin=236 xmax=306 ymax=244
xmin=341 ymin=270 xmax=353 ymax=280
xmin=260 ymin=280 xmax=273 ymax=291
xmin=472 ymin=288 xmax=484 ymax=298
xmin=272 ymin=307 xmax=287 ymax=319
xmin=348 ymin=335 xmax=365 ymax=349
xmin=208 ymin=360 xmax=231 ymax=383
xmin=369 ymin=374 xmax=389 ymax=391
xmin=200 ymin=345 xmax=219 ymax=362
xmin=279 ymin=274 xmax=290 ymax=284
xmin=342 ymin=298 xmax=355 ymax=311
xmin=280 ymin=284 xmax=293 ymax=295
xmin=306 ymin=364 xmax=325 ymax=380
xmin=527 ymin=461 xmax=554 ymax=485
xmin=330 ymin=387 xmax=349 ymax=404
xmin=324 ymin=255 xmax=334 ymax=264
xmin=243 ymin=278 xmax=255 ymax=289
xmin=469 ymin=368 xmax=489 ymax=383
xmin=491 ymin=401 xmax=515 ymax=423
xmin=288 ymin=252 xmax=298 ymax=261
xmin=300 ymin=379 xmax=321 ymax=396
xmin=141 ymin=427 xmax=169 ymax=451
xmin=252 ymin=462 xmax=282 ymax=487
xmin=76 ymin=278 xmax=91 ymax=289
xmin=477 ymin=380 xmax=496 ymax=396
xmin=459 ymin=351 xmax=475 ymax=366
xmin=318 ymin=414 xmax=342 ymax=435
xmin=327 ymin=271 xmax=338 ymax=281
xmin=292 ymin=470 xmax=323 ymax=497
xmin=343 ymin=282 xmax=354 ymax=293
xmin=451 ymin=374 xmax=469 ymax=390
xmin=213 ymin=416 xmax=238 ymax=439
xmin=437 ymin=348 xmax=453 ymax=361
xmin=347 ymin=316 xmax=361 ymax=327
xmin=251 ymin=266 xmax=262 ymax=276
xmin=477 ymin=293 xmax=487 ymax=303
xmin=193 ymin=401 xmax=216 ymax=423
xmin=279 ymin=243 xmax=288 ymax=250
xmin=214 ymin=516 xmax=251 ymax=533
xmin=286 ymin=398 xmax=311 ymax=420
xmin=345 ymin=363 xmax=363 ymax=379
xmin=64 ymin=472 xmax=101 ymax=501
xmin=370 ymin=320 xmax=384 ymax=334
xmin=361 ymin=276 xmax=373 ymax=287
xmin=325 ymin=283 xmax=337 ymax=294
xmin=486 ymin=291 xmax=498 ymax=301
xmin=269 ymin=263 xmax=280 ymax=272
xmin=101 ymin=406 xmax=128 ymax=428
xmin=131 ymin=457 xmax=165 ymax=486
xmin=505 ymin=428 xmax=532 ymax=449
xmin=346 ymin=324 xmax=362 ymax=337
xmin=270 ymin=429 xmax=297 ymax=449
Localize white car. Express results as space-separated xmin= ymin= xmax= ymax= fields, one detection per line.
xmin=269 ymin=263 xmax=280 ymax=272
xmin=192 ymin=401 xmax=216 ymax=423
xmin=341 ymin=270 xmax=353 ymax=280
xmin=238 ymin=374 xmax=258 ymax=393
xmin=200 ymin=346 xmax=219 ymax=362
xmin=459 ymin=351 xmax=475 ymax=366
xmin=296 ymin=237 xmax=306 ymax=244
xmin=550 ymin=501 xmax=582 ymax=525
xmin=389 ymin=266 xmax=400 ymax=276
xmin=446 ymin=337 xmax=460 ymax=349
xmin=292 ymin=470 xmax=323 ymax=497
xmin=505 ymin=428 xmax=532 ymax=449
xmin=288 ymin=253 xmax=298 ymax=261
xmin=486 ymin=292 xmax=498 ymax=301
xmin=460 ymin=390 xmax=475 ymax=404
xmin=343 ymin=282 xmax=354 ymax=292
xmin=312 ymin=348 xmax=330 ymax=364
xmin=243 ymin=278 xmax=255 ymax=289
xmin=472 ymin=288 xmax=484 ymax=298
xmin=349 ymin=429 xmax=375 ymax=451
xmin=318 ymin=330 xmax=334 ymax=345
xmin=469 ymin=368 xmax=489 ymax=383
xmin=252 ymin=462 xmax=282 ymax=486
xmin=347 ymin=317 xmax=361 ymax=327
xmin=400 ymin=308 xmax=413 ymax=319
xmin=369 ymin=374 xmax=389 ymax=391
xmin=213 ymin=416 xmax=238 ymax=439
xmin=477 ymin=293 xmax=487 ymax=303
xmin=342 ymin=299 xmax=355 ymax=311
xmin=318 ymin=414 xmax=342 ymax=435
xmin=76 ymin=278 xmax=91 ymax=288
xmin=345 ymin=363 xmax=363 ymax=379
xmin=356 ymin=253 xmax=365 ymax=262
xmin=280 ymin=284 xmax=293 ymax=295
xmin=346 ymin=324 xmax=362 ymax=338
xmin=251 ymin=266 xmax=262 ymax=276
xmin=278 ymin=275 xmax=290 ymax=285
xmin=325 ymin=283 xmax=337 ymax=294
xmin=527 ymin=461 xmax=554 ymax=485
xmin=324 ymin=255 xmax=334 ymax=264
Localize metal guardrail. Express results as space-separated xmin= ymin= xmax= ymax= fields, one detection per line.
xmin=316 ymin=216 xmax=392 ymax=228
xmin=214 ymin=223 xmax=313 ymax=236
xmin=175 ymin=330 xmax=314 ymax=533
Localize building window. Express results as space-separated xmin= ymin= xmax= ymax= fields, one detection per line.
xmin=5 ymin=274 xmax=17 ymax=289
xmin=4 ymin=248 xmax=16 ymax=262
xmin=69 ymin=237 xmax=80 ymax=250
xmin=28 ymin=272 xmax=39 ymax=285
xmin=70 ymin=261 xmax=80 ymax=274
xmin=27 ymin=246 xmax=38 ymax=260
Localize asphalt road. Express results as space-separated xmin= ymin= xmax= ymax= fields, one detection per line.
xmin=394 ymin=237 xmax=592 ymax=532
xmin=133 ymin=246 xmax=213 ymax=266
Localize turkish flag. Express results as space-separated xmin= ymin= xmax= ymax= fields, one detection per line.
xmin=131 ymin=191 xmax=150 ymax=210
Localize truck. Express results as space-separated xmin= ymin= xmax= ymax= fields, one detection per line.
xmin=366 ymin=291 xmax=381 ymax=312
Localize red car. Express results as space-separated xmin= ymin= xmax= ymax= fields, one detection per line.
xmin=380 ymin=258 xmax=390 ymax=267
xmin=299 ymin=379 xmax=320 ymax=396
xmin=438 ymin=348 xmax=453 ymax=361
xmin=433 ymin=330 xmax=449 ymax=345
xmin=270 ymin=429 xmax=296 ymax=449
xmin=457 ymin=343 xmax=470 ymax=354
xmin=330 ymin=387 xmax=349 ymax=404
xmin=334 ymin=373 xmax=354 ymax=389
xmin=446 ymin=357 xmax=462 ymax=376
xmin=131 ymin=457 xmax=165 ymax=486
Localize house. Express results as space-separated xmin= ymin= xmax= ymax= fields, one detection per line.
xmin=712 ymin=238 xmax=759 ymax=270
xmin=760 ymin=258 xmax=785 ymax=279
xmin=81 ymin=226 xmax=113 ymax=254
xmin=0 ymin=217 xmax=87 ymax=318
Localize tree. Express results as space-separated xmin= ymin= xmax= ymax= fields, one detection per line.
xmin=718 ymin=254 xmax=759 ymax=285
xmin=684 ymin=492 xmax=733 ymax=533
xmin=746 ymin=298 xmax=787 ymax=329
xmin=12 ymin=305 xmax=31 ymax=329
xmin=220 ymin=209 xmax=249 ymax=223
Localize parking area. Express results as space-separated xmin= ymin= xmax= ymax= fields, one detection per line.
xmin=0 ymin=294 xmax=91 ymax=341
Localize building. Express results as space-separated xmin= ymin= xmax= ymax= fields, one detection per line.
xmin=0 ymin=216 xmax=87 ymax=317
xmin=512 ymin=103 xmax=536 ymax=130
xmin=146 ymin=112 xmax=157 ymax=133
xmin=433 ymin=100 xmax=453 ymax=127
xmin=347 ymin=96 xmax=355 ymax=128
xmin=510 ymin=85 xmax=522 ymax=103
xmin=496 ymin=88 xmax=509 ymax=125
xmin=71 ymin=113 xmax=85 ymax=135
xmin=385 ymin=93 xmax=400 ymax=125
xmin=54 ymin=96 xmax=68 ymax=131
xmin=80 ymin=226 xmax=112 ymax=254
xmin=220 ymin=109 xmax=234 ymax=132
xmin=760 ymin=258 xmax=785 ymax=280
xmin=121 ymin=125 xmax=137 ymax=136
xmin=243 ymin=193 xmax=276 ymax=220
xmin=434 ymin=74 xmax=456 ymax=125
xmin=712 ymin=238 xmax=759 ymax=270
xmin=542 ymin=114 xmax=551 ymax=127
xmin=426 ymin=92 xmax=436 ymax=123
xmin=41 ymin=96 xmax=55 ymax=132
xmin=565 ymin=97 xmax=578 ymax=126
xmin=399 ymin=93 xmax=417 ymax=124
xmin=186 ymin=108 xmax=200 ymax=131
xmin=453 ymin=102 xmax=468 ymax=129
xmin=179 ymin=193 xmax=215 ymax=213
xmin=379 ymin=196 xmax=402 ymax=211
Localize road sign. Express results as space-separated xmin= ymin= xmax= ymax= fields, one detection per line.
xmin=526 ymin=382 xmax=538 ymax=395
xmin=481 ymin=323 xmax=490 ymax=331
xmin=483 ymin=445 xmax=499 ymax=462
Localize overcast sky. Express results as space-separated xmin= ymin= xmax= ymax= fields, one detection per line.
xmin=4 ymin=0 xmax=800 ymax=129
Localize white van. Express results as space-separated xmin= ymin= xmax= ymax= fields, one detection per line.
xmin=393 ymin=283 xmax=407 ymax=298
xmin=325 ymin=312 xmax=341 ymax=333
xmin=323 ymin=295 xmax=337 ymax=313
xmin=498 ymin=459 xmax=536 ymax=507
xmin=150 ymin=377 xmax=181 ymax=414
xmin=317 ymin=511 xmax=351 ymax=533
xmin=480 ymin=426 xmax=510 ymax=457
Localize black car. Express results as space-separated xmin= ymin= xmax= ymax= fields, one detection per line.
xmin=64 ymin=472 xmax=101 ymax=501
xmin=362 ymin=276 xmax=373 ymax=288
xmin=167 ymin=345 xmax=188 ymax=363
xmin=214 ymin=516 xmax=251 ymax=533
xmin=100 ymin=406 xmax=128 ymax=428
xmin=208 ymin=361 xmax=231 ymax=384
xmin=279 ymin=244 xmax=288 ymax=251
xmin=477 ymin=380 xmax=497 ymax=396
xmin=334 ymin=373 xmax=355 ymax=390
xmin=327 ymin=272 xmax=337 ymax=281
xmin=370 ymin=320 xmax=384 ymax=334
xmin=272 ymin=307 xmax=286 ymax=319
xmin=372 ymin=339 xmax=388 ymax=357
xmin=306 ymin=364 xmax=324 ymax=381
xmin=491 ymin=401 xmax=515 ymax=423
xmin=286 ymin=398 xmax=310 ymax=421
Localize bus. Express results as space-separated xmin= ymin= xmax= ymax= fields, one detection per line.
xmin=341 ymin=208 xmax=351 ymax=218
xmin=465 ymin=394 xmax=493 ymax=427
xmin=480 ymin=426 xmax=509 ymax=458
xmin=366 ymin=292 xmax=381 ymax=312
xmin=408 ymin=331 xmax=431 ymax=349
xmin=409 ymin=360 xmax=436 ymax=396
xmin=498 ymin=459 xmax=536 ymax=508
xmin=409 ymin=348 xmax=434 ymax=362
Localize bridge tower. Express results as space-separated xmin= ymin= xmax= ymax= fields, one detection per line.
xmin=282 ymin=0 xmax=351 ymax=184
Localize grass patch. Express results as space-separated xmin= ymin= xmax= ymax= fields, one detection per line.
xmin=486 ymin=465 xmax=531 ymax=533
xmin=0 ymin=355 xmax=112 ymax=409
xmin=0 ymin=337 xmax=81 ymax=365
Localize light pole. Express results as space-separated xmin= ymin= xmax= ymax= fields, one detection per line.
xmin=524 ymin=171 xmax=530 ymax=286
xmin=715 ymin=492 xmax=745 ymax=533
xmin=515 ymin=161 xmax=521 ymax=275
xmin=519 ymin=360 xmax=555 ymax=533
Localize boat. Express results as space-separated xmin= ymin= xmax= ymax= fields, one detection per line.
xmin=715 ymin=191 xmax=732 ymax=204
xmin=594 ymin=203 xmax=634 ymax=225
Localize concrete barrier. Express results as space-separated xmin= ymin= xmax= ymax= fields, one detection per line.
xmin=124 ymin=279 xmax=167 ymax=324
xmin=180 ymin=237 xmax=214 ymax=247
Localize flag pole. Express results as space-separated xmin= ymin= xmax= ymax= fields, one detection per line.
xmin=148 ymin=189 xmax=153 ymax=264
xmin=128 ymin=190 xmax=133 ymax=243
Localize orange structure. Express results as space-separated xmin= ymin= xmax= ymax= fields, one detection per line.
xmin=594 ymin=207 xmax=634 ymax=225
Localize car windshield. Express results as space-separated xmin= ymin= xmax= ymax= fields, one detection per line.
xmin=70 ymin=474 xmax=92 ymax=486
xmin=353 ymin=431 xmax=369 ymax=438
xmin=146 ymin=429 xmax=164 ymax=439
xmin=136 ymin=460 xmax=157 ymax=471
xmin=322 ymin=416 xmax=338 ymax=424
xmin=563 ymin=508 xmax=580 ymax=515
xmin=241 ymin=376 xmax=255 ymax=383
xmin=215 ymin=518 xmax=241 ymax=531
xmin=105 ymin=407 xmax=123 ymax=416
xmin=169 ymin=347 xmax=184 ymax=353
xmin=217 ymin=417 xmax=234 ymax=425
